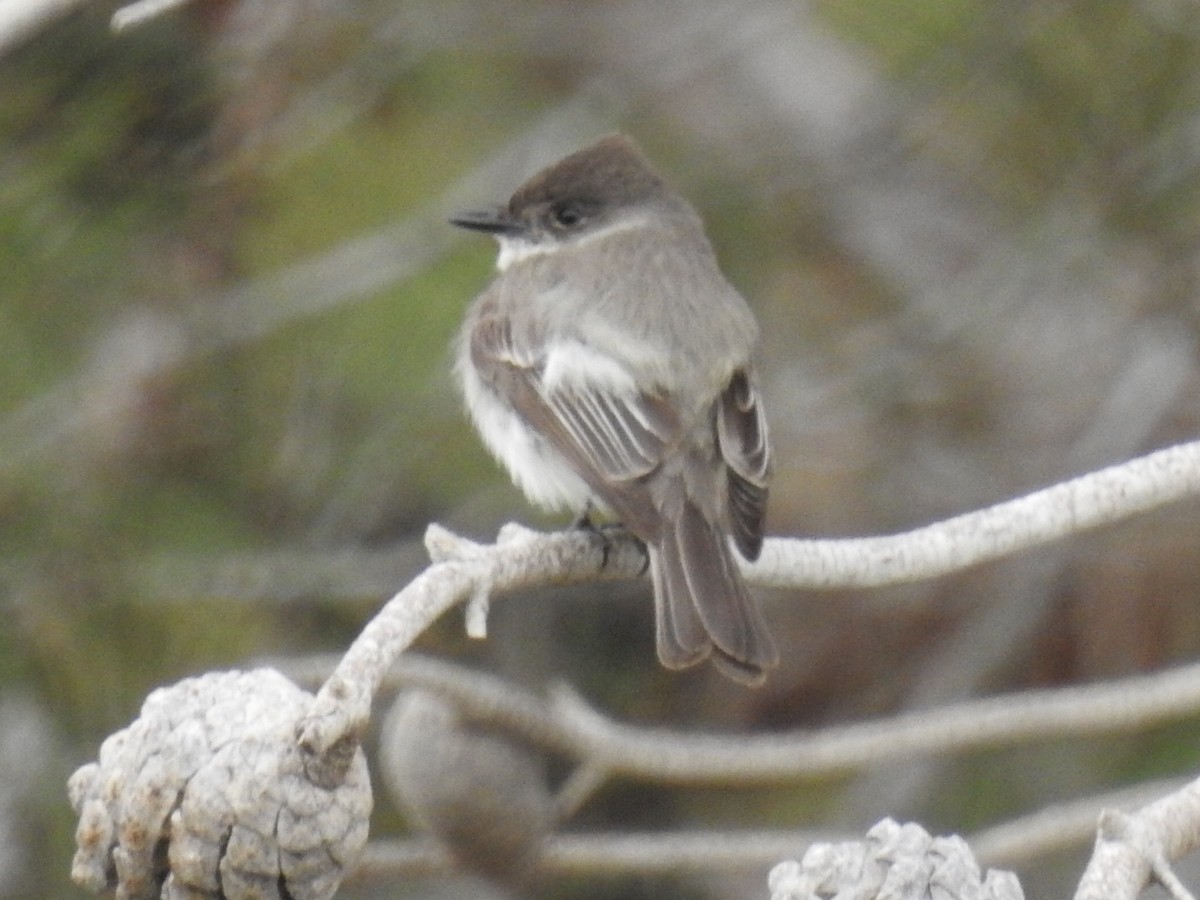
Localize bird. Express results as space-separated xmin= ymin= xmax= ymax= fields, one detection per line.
xmin=452 ymin=133 xmax=777 ymax=685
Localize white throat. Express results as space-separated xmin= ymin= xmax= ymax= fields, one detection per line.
xmin=495 ymin=236 xmax=548 ymax=271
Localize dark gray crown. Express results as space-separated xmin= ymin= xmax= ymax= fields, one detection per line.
xmin=507 ymin=134 xmax=665 ymax=215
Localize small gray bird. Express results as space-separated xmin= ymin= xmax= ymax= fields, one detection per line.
xmin=452 ymin=134 xmax=778 ymax=684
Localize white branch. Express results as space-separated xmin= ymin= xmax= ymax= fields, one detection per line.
xmin=1076 ymin=776 xmax=1200 ymax=900
xmin=109 ymin=0 xmax=191 ymax=31
xmin=295 ymin=524 xmax=641 ymax=759
xmin=969 ymin=779 xmax=1190 ymax=869
xmin=330 ymin=779 xmax=1183 ymax=881
xmin=750 ymin=440 xmax=1200 ymax=588
xmin=351 ymin=654 xmax=1200 ymax=785
xmin=75 ymin=430 xmax=1200 ymax=896
xmin=350 ymin=830 xmax=835 ymax=881
xmin=297 ymin=440 xmax=1200 ymax=765
xmin=287 ymin=651 xmax=1200 ymax=877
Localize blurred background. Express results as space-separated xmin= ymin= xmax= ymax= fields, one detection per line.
xmin=4 ymin=0 xmax=1200 ymax=897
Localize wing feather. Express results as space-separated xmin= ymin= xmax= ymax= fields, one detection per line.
xmin=470 ymin=313 xmax=680 ymax=537
xmin=715 ymin=370 xmax=770 ymax=561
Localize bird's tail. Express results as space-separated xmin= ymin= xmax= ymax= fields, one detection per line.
xmin=650 ymin=498 xmax=778 ymax=685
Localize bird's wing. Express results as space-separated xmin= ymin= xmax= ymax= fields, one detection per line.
xmin=715 ymin=369 xmax=770 ymax=561
xmin=469 ymin=313 xmax=679 ymax=537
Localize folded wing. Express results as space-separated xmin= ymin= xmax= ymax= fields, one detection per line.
xmin=469 ymin=315 xmax=679 ymax=538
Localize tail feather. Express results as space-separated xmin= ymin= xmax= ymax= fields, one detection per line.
xmin=651 ymin=499 xmax=778 ymax=685
xmin=651 ymin=545 xmax=710 ymax=670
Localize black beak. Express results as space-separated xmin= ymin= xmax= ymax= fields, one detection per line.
xmin=450 ymin=206 xmax=520 ymax=235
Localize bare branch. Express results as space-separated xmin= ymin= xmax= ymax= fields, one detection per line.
xmin=350 ymin=653 xmax=1200 ymax=785
xmin=1076 ymin=776 xmax=1200 ymax=900
xmin=546 ymin=663 xmax=1200 ymax=782
xmin=73 ymin=431 xmax=1200 ymax=896
xmin=969 ymin=779 xmax=1190 ymax=869
xmin=110 ymin=0 xmax=191 ymax=31
xmin=120 ymin=440 xmax=1200 ymax=611
xmin=334 ymin=780 xmax=1184 ymax=881
xmin=349 ymin=829 xmax=834 ymax=882
xmin=750 ymin=439 xmax=1200 ymax=589
xmin=74 ymin=439 xmax=1200 ymax=892
xmin=295 ymin=524 xmax=640 ymax=759
xmin=296 ymin=440 xmax=1200 ymax=769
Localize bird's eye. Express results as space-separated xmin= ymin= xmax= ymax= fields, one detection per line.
xmin=551 ymin=202 xmax=588 ymax=229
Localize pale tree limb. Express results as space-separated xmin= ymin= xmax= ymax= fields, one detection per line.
xmin=295 ymin=523 xmax=640 ymax=765
xmin=969 ymin=779 xmax=1190 ymax=869
xmin=1075 ymin=778 xmax=1200 ymax=900
xmin=110 ymin=0 xmax=191 ymax=30
xmin=72 ymin=438 xmax=1200 ymax=898
xmin=124 ymin=441 xmax=1200 ymax=609
xmin=306 ymin=652 xmax=1200 ymax=786
xmin=284 ymin=650 xmax=1197 ymax=878
xmin=330 ymin=778 xmax=1186 ymax=881
xmin=749 ymin=439 xmax=1200 ymax=589
xmin=297 ymin=439 xmax=1200 ymax=763
xmin=833 ymin=325 xmax=1193 ymax=824
xmin=286 ymin=439 xmax=1200 ymax=899
xmin=349 ymin=829 xmax=837 ymax=881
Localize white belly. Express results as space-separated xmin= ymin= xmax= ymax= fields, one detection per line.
xmin=459 ymin=361 xmax=595 ymax=512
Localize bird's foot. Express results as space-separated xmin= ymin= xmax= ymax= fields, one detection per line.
xmin=571 ymin=504 xmax=647 ymax=574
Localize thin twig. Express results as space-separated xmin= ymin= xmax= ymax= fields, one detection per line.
xmin=969 ymin=778 xmax=1190 ymax=868
xmin=283 ymin=652 xmax=1200 ymax=789
xmin=348 ymin=829 xmax=836 ymax=882
xmin=344 ymin=776 xmax=1191 ymax=881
